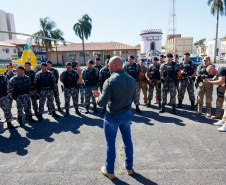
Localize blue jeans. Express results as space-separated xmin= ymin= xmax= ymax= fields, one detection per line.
xmin=77 ymin=84 xmax=85 ymax=103
xmin=104 ymin=110 xmax=133 ymax=174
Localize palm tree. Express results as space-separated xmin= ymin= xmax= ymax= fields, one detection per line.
xmin=33 ymin=17 xmax=65 ymax=62
xmin=51 ymin=29 xmax=65 ymax=64
xmin=194 ymin=38 xmax=206 ymax=54
xmin=208 ymin=0 xmax=226 ymax=63
xmin=73 ymin=14 xmax=92 ymax=65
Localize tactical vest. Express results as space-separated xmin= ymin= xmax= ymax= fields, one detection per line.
xmin=5 ymin=72 xmax=15 ymax=81
xmin=94 ymin=65 xmax=103 ymax=71
xmin=180 ymin=61 xmax=194 ymax=79
xmin=49 ymin=68 xmax=58 ymax=82
xmin=0 ymin=75 xmax=7 ymax=98
xmin=25 ymin=70 xmax=36 ymax=88
xmin=85 ymin=68 xmax=98 ymax=86
xmin=63 ymin=70 xmax=78 ymax=88
xmin=14 ymin=76 xmax=30 ymax=96
xmin=39 ymin=72 xmax=53 ymax=88
xmin=101 ymin=67 xmax=111 ymax=82
xmin=198 ymin=64 xmax=214 ymax=78
xmin=126 ymin=63 xmax=138 ymax=80
xmin=148 ymin=64 xmax=160 ymax=80
xmin=162 ymin=62 xmax=178 ymax=80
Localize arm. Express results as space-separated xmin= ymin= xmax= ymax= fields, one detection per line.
xmin=96 ymin=80 xmax=111 ymax=107
xmin=203 ymin=76 xmax=225 ymax=85
xmin=60 ymin=72 xmax=64 ymax=83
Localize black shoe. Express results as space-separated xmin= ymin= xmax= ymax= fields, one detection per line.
xmin=172 ymin=105 xmax=177 ymax=114
xmin=136 ymin=105 xmax=142 ymax=113
xmin=48 ymin=107 xmax=52 ymax=115
xmin=93 ymin=105 xmax=98 ymax=113
xmin=28 ymin=115 xmax=36 ymax=123
xmin=25 ymin=115 xmax=29 ymax=120
xmin=159 ymin=104 xmax=165 ymax=113
xmin=18 ymin=116 xmax=22 ymax=127
xmin=146 ymin=101 xmax=151 ymax=108
xmin=64 ymin=109 xmax=70 ymax=117
xmin=101 ymin=107 xmax=106 ymax=114
xmin=85 ymin=106 xmax=89 ymax=114
xmin=58 ymin=105 xmax=63 ymax=112
xmin=177 ymin=100 xmax=182 ymax=108
xmin=35 ymin=110 xmax=39 ymax=118
xmin=38 ymin=114 xmax=43 ymax=122
xmin=75 ymin=108 xmax=81 ymax=115
xmin=191 ymin=101 xmax=195 ymax=110
xmin=52 ymin=111 xmax=60 ymax=118
xmin=7 ymin=122 xmax=15 ymax=129
xmin=158 ymin=101 xmax=161 ymax=107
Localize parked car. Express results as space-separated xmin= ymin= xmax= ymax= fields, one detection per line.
xmin=179 ymin=57 xmax=203 ymax=66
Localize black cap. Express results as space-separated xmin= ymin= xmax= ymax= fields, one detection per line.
xmin=41 ymin=62 xmax=47 ymax=66
xmin=88 ymin=60 xmax=94 ymax=65
xmin=141 ymin=59 xmax=145 ymax=62
xmin=184 ymin=52 xmax=190 ymax=56
xmin=105 ymin=59 xmax=110 ymax=64
xmin=95 ymin=57 xmax=100 ymax=61
xmin=66 ymin=62 xmax=72 ymax=66
xmin=46 ymin=61 xmax=52 ymax=64
xmin=25 ymin=61 xmax=31 ymax=65
xmin=17 ymin=66 xmax=24 ymax=70
xmin=174 ymin=54 xmax=179 ymax=58
xmin=166 ymin=53 xmax=173 ymax=58
xmin=160 ymin=54 xmax=164 ymax=58
xmin=153 ymin=57 xmax=159 ymax=61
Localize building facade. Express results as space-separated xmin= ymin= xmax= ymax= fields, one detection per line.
xmin=0 ymin=41 xmax=17 ymax=60
xmin=206 ymin=39 xmax=222 ymax=62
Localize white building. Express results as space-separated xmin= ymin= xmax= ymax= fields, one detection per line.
xmin=140 ymin=29 xmax=162 ymax=58
xmin=0 ymin=41 xmax=18 ymax=60
xmin=221 ymin=39 xmax=226 ymax=61
xmin=206 ymin=39 xmax=222 ymax=61
xmin=0 ymin=9 xmax=16 ymax=41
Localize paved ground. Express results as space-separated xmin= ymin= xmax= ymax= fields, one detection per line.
xmin=0 ymin=66 xmax=226 ymax=185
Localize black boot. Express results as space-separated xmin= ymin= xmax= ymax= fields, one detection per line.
xmin=191 ymin=101 xmax=195 ymax=110
xmin=136 ymin=105 xmax=142 ymax=113
xmin=25 ymin=114 xmax=29 ymax=120
xmin=64 ymin=109 xmax=70 ymax=117
xmin=34 ymin=110 xmax=39 ymax=118
xmin=28 ymin=115 xmax=36 ymax=123
xmin=177 ymin=100 xmax=182 ymax=108
xmin=52 ymin=111 xmax=60 ymax=118
xmin=75 ymin=108 xmax=81 ymax=115
xmin=101 ymin=107 xmax=106 ymax=114
xmin=38 ymin=114 xmax=43 ymax=122
xmin=7 ymin=122 xmax=15 ymax=129
xmin=159 ymin=104 xmax=165 ymax=113
xmin=85 ymin=106 xmax=89 ymax=114
xmin=58 ymin=105 xmax=63 ymax=112
xmin=158 ymin=101 xmax=161 ymax=107
xmin=18 ymin=116 xmax=22 ymax=127
xmin=94 ymin=105 xmax=98 ymax=113
xmin=172 ymin=105 xmax=177 ymax=114
xmin=48 ymin=107 xmax=52 ymax=115
xmin=146 ymin=101 xmax=151 ymax=108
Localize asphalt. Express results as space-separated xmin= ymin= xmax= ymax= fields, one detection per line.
xmin=0 ymin=66 xmax=226 ymax=185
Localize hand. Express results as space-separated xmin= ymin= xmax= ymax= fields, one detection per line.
xmin=181 ymin=70 xmax=185 ymax=74
xmin=92 ymin=90 xmax=100 ymax=98
xmin=222 ymin=84 xmax=226 ymax=89
xmin=203 ymin=78 xmax=209 ymax=83
xmin=188 ymin=76 xmax=192 ymax=79
xmin=148 ymin=79 xmax=152 ymax=84
xmin=156 ymin=80 xmax=160 ymax=84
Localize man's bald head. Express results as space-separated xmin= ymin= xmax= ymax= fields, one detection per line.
xmin=109 ymin=56 xmax=123 ymax=73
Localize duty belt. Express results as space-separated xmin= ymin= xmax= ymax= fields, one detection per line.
xmin=41 ymin=87 xmax=52 ymax=90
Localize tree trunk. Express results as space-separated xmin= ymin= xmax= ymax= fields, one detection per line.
xmin=56 ymin=44 xmax=59 ymax=65
xmin=214 ymin=2 xmax=220 ymax=63
xmin=45 ymin=44 xmax=48 ymax=62
xmin=82 ymin=38 xmax=85 ymax=65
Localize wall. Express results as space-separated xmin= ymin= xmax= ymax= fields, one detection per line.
xmin=206 ymin=39 xmax=222 ymax=61
xmin=0 ymin=10 xmax=9 ymax=41
xmin=6 ymin=13 xmax=16 ymax=39
xmin=0 ymin=46 xmax=17 ymax=60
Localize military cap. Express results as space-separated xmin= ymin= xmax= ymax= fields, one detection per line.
xmin=88 ymin=60 xmax=94 ymax=65
xmin=105 ymin=59 xmax=110 ymax=64
xmin=203 ymin=56 xmax=210 ymax=61
xmin=66 ymin=62 xmax=72 ymax=66
xmin=160 ymin=54 xmax=164 ymax=58
xmin=46 ymin=61 xmax=52 ymax=64
xmin=153 ymin=57 xmax=159 ymax=61
xmin=17 ymin=66 xmax=25 ymax=70
xmin=174 ymin=54 xmax=179 ymax=58
xmin=25 ymin=61 xmax=31 ymax=65
xmin=184 ymin=52 xmax=190 ymax=56
xmin=95 ymin=57 xmax=100 ymax=61
xmin=41 ymin=62 xmax=47 ymax=66
xmin=166 ymin=53 xmax=173 ymax=58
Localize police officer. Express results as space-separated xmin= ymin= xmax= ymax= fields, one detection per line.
xmin=159 ymin=53 xmax=181 ymax=114
xmin=60 ymin=62 xmax=80 ymax=116
xmin=99 ymin=59 xmax=111 ymax=114
xmin=195 ymin=56 xmax=214 ymax=117
xmin=0 ymin=73 xmax=15 ymax=129
xmin=177 ymin=52 xmax=197 ymax=110
xmin=123 ymin=55 xmax=142 ymax=113
xmin=174 ymin=54 xmax=180 ymax=64
xmin=145 ymin=57 xmax=161 ymax=107
xmin=138 ymin=59 xmax=148 ymax=105
xmin=82 ymin=59 xmax=99 ymax=114
xmin=35 ymin=62 xmax=60 ymax=122
xmin=46 ymin=61 xmax=62 ymax=112
xmin=24 ymin=61 xmax=39 ymax=117
xmin=94 ymin=57 xmax=103 ymax=91
xmin=8 ymin=66 xmax=36 ymax=126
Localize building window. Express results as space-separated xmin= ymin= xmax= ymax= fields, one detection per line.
xmin=6 ymin=48 xmax=9 ymax=53
xmin=151 ymin=42 xmax=155 ymax=50
xmin=122 ymin=51 xmax=130 ymax=54
xmin=93 ymin=51 xmax=102 ymax=56
xmin=14 ymin=49 xmax=17 ymax=53
xmin=80 ymin=51 xmax=89 ymax=57
xmin=113 ymin=51 xmax=121 ymax=56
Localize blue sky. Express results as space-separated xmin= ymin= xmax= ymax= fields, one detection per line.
xmin=2 ymin=0 xmax=226 ymax=46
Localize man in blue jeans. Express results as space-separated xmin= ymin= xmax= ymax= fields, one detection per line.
xmin=93 ymin=56 xmax=136 ymax=179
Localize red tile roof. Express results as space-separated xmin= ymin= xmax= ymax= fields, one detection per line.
xmin=52 ymin=42 xmax=139 ymax=52
xmin=0 ymin=41 xmax=16 ymax=47
xmin=3 ymin=39 xmax=36 ymax=45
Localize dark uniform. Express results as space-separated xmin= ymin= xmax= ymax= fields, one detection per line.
xmin=60 ymin=68 xmax=80 ymax=116
xmin=35 ymin=68 xmax=59 ymax=121
xmin=9 ymin=72 xmax=35 ymax=126
xmin=25 ymin=69 xmax=39 ymax=116
xmin=0 ymin=74 xmax=14 ymax=129
xmin=178 ymin=60 xmax=196 ymax=109
xmin=94 ymin=64 xmax=103 ymax=91
xmin=160 ymin=60 xmax=180 ymax=114
xmin=147 ymin=64 xmax=161 ymax=106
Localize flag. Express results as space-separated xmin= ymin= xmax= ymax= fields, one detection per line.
xmin=24 ymin=38 xmax=32 ymax=50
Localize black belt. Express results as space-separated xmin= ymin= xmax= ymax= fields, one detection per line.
xmin=41 ymin=87 xmax=52 ymax=90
